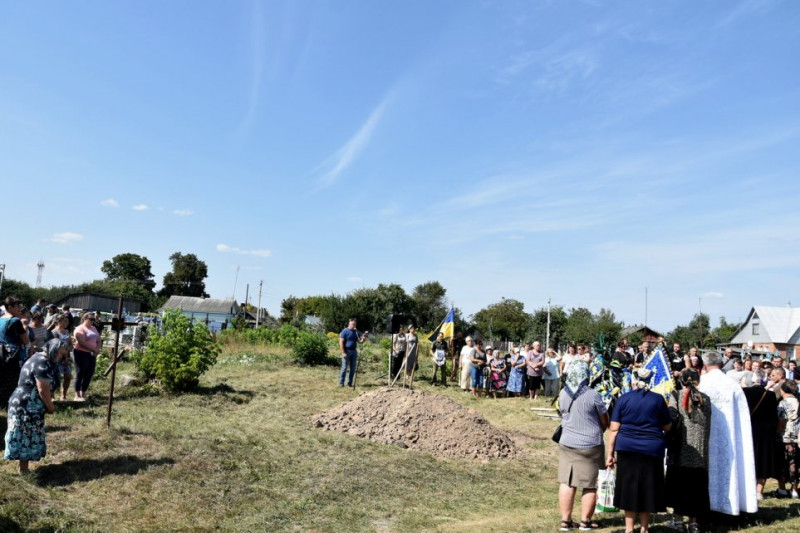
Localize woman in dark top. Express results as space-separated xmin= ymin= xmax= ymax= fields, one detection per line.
xmin=665 ymin=369 xmax=711 ymax=532
xmin=0 ymin=297 xmax=32 ymax=409
xmin=607 ymin=368 xmax=672 ymax=533
xmin=743 ymin=382 xmax=780 ymax=499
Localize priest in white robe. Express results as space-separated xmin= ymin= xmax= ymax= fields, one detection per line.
xmin=698 ymin=351 xmax=758 ymax=515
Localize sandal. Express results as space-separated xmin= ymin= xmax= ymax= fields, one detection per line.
xmin=579 ymin=521 xmax=600 ymax=530
xmin=559 ymin=520 xmax=576 ymax=531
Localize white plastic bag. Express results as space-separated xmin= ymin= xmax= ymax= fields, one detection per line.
xmin=595 ymin=468 xmax=618 ymax=513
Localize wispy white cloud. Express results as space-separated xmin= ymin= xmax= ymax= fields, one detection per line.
xmin=313 ymin=97 xmax=390 ymax=190
xmin=216 ymin=244 xmax=272 ymax=258
xmin=100 ymin=198 xmax=119 ymax=208
xmin=716 ymin=0 xmax=778 ymax=28
xmin=173 ymin=209 xmax=194 ymax=217
xmin=238 ymin=0 xmax=267 ymax=135
xmin=49 ymin=232 xmax=83 ymax=244
xmin=347 ymin=276 xmax=363 ymax=283
xmin=132 ymin=204 xmax=149 ymax=211
xmin=700 ymin=292 xmax=725 ymax=299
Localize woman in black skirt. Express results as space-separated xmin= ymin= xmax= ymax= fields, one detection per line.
xmin=607 ymin=368 xmax=672 ymax=533
xmin=665 ymin=369 xmax=711 ymax=532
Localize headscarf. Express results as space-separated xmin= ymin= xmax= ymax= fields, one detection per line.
xmin=631 ymin=368 xmax=653 ymax=391
xmin=679 ymin=368 xmax=703 ymax=414
xmin=565 ymin=360 xmax=590 ymax=399
xmin=44 ymin=338 xmax=67 ymax=363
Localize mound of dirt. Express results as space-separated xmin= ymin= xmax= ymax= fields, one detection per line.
xmin=311 ymin=387 xmax=526 ymax=459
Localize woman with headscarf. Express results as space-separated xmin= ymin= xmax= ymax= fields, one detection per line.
xmin=606 ymin=368 xmax=672 ymax=533
xmin=665 ymin=369 xmax=711 ymax=533
xmin=4 ymin=338 xmax=67 ymax=474
xmin=556 ymin=360 xmax=610 ymax=531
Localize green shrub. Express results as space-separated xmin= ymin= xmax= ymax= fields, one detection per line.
xmin=292 ymin=332 xmax=329 ymax=365
xmin=137 ymin=309 xmax=221 ymax=392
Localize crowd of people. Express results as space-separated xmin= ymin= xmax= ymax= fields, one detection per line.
xmin=0 ymin=296 xmax=103 ymax=474
xmin=555 ymin=341 xmax=799 ymax=533
xmin=379 ymin=328 xmax=799 ymax=531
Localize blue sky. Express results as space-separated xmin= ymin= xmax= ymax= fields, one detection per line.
xmin=2 ymin=0 xmax=799 ymax=333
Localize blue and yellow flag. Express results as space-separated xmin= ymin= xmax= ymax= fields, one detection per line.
xmin=643 ymin=346 xmax=675 ymax=400
xmin=428 ymin=307 xmax=455 ymax=341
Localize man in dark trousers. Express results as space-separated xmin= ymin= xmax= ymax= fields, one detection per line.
xmin=338 ymin=318 xmax=366 ymax=387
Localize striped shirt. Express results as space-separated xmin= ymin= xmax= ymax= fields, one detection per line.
xmin=558 ymin=388 xmax=607 ymax=449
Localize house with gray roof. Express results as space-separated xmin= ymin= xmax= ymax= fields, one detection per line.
xmin=729 ymin=305 xmax=800 ymax=360
xmin=159 ymin=296 xmax=240 ymax=333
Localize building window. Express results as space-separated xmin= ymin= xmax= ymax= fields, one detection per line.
xmin=752 ymin=322 xmax=760 ymax=336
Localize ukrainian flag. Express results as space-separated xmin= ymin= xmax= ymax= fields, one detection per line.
xmin=428 ymin=307 xmax=455 ymax=341
xmin=643 ymin=346 xmax=675 ymax=400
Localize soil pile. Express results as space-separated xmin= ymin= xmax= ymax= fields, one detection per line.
xmin=312 ymin=387 xmax=525 ymax=459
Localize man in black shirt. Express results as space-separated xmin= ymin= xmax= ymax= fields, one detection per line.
xmin=634 ymin=341 xmax=651 ymax=367
xmin=430 ymin=332 xmax=448 ymax=386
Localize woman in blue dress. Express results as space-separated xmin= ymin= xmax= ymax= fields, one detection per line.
xmin=4 ymin=338 xmax=66 ymax=474
xmin=507 ymin=348 xmax=528 ymax=397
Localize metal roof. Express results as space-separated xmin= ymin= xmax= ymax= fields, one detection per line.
xmin=159 ymin=296 xmax=240 ymax=315
xmin=731 ymin=306 xmax=800 ymax=344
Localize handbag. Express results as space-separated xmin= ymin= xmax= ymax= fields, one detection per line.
xmin=552 ymin=389 xmax=582 ymax=443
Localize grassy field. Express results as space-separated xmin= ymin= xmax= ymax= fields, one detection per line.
xmin=1 ymin=341 xmax=799 ymax=532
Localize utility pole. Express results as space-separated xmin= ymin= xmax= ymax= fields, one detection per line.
xmin=256 ymin=280 xmax=263 ymax=327
xmin=244 ymin=283 xmax=249 ymax=324
xmin=645 ymin=287 xmax=648 ymax=327
xmin=698 ymin=297 xmax=703 ymax=348
xmin=0 ymin=264 xmax=5 ymax=296
xmin=232 ymin=265 xmax=240 ymax=299
xmin=546 ymin=297 xmax=551 ymax=350
xmin=36 ymin=260 xmax=44 ymax=288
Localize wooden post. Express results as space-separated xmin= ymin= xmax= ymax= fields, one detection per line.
xmin=106 ymin=295 xmax=124 ymax=428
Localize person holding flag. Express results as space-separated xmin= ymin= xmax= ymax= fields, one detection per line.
xmin=427 ymin=308 xmax=455 ymax=385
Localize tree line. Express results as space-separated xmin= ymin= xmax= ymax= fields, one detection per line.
xmin=0 ymin=252 xmax=210 ymax=311
xmin=2 ymin=253 xmax=742 ymax=349
xmin=280 ymin=288 xmax=741 ymax=349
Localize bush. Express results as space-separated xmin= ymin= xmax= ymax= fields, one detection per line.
xmin=292 ymin=332 xmax=329 ymax=366
xmin=137 ymin=309 xmax=221 ymax=392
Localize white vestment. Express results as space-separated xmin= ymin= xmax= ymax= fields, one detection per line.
xmin=698 ymin=369 xmax=758 ymax=515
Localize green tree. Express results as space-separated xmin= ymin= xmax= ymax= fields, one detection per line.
xmin=710 ymin=316 xmax=741 ymax=345
xmin=137 ymin=309 xmax=220 ymax=391
xmin=595 ymin=308 xmax=623 ymax=348
xmin=411 ymin=281 xmax=448 ymax=332
xmin=668 ymin=313 xmax=711 ymax=349
xmin=0 ymin=278 xmax=36 ymax=305
xmin=472 ymin=298 xmax=531 ymax=341
xmin=564 ymin=307 xmax=596 ymax=345
xmin=159 ymin=253 xmax=209 ymax=298
xmin=527 ymin=305 xmax=568 ymax=348
xmin=101 ymin=253 xmax=156 ymax=292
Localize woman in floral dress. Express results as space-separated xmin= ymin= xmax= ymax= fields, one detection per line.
xmin=4 ymin=338 xmax=66 ymax=474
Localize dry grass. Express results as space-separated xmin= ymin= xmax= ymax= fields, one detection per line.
xmin=0 ymin=343 xmax=799 ymax=532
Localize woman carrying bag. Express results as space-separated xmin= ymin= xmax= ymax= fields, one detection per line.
xmin=556 ymin=360 xmax=610 ymax=531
